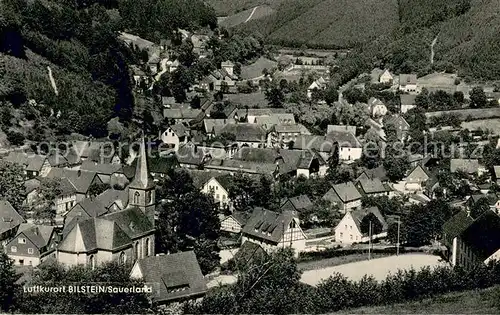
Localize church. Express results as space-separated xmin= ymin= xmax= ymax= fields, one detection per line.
xmin=54 ymin=136 xmax=157 ymax=268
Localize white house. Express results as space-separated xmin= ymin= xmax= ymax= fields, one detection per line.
xmin=200 ymin=176 xmax=232 ymax=210
xmin=326 ymin=131 xmax=363 ymax=162
xmin=368 ymin=97 xmax=388 ymax=118
xmin=220 ymin=212 xmax=249 ymax=234
xmin=307 ymin=77 xmax=327 ymax=99
xmin=241 ymin=208 xmax=307 ymax=257
xmin=400 ymin=94 xmax=417 ymax=114
xmin=379 ymin=69 xmax=393 ymax=84
xmin=399 ymin=74 xmax=418 ymax=93
xmin=160 ymin=124 xmax=190 ymax=151
xmin=335 ymin=206 xmax=388 ymax=244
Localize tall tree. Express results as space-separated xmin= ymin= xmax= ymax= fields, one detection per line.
xmin=0 ymin=249 xmax=19 ymax=312
xmin=469 ymin=87 xmax=487 ymax=108
xmin=0 ymin=161 xmax=25 ymax=210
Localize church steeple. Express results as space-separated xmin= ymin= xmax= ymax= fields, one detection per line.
xmin=129 ymin=135 xmax=155 ymax=190
xmin=128 ymin=134 xmax=155 ymax=226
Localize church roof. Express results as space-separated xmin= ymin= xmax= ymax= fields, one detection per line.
xmin=129 ymin=136 xmax=155 ymax=190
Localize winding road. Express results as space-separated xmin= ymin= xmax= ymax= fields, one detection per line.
xmin=245 ymin=6 xmax=259 ymax=23
xmin=430 ymin=34 xmax=439 ymax=65
xmin=47 ymin=66 xmax=58 ymax=96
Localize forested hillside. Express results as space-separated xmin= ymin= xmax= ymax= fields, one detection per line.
xmin=215 ymin=0 xmax=499 ymax=80
xmin=0 ymin=0 xmax=217 ymax=140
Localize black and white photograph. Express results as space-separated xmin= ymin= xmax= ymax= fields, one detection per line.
xmin=1 ymin=0 xmax=500 ymax=313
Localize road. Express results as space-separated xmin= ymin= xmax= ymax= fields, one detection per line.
xmin=47 ymin=66 xmax=58 ymax=96
xmin=300 ymin=254 xmax=444 ymax=286
xmin=245 ymin=6 xmax=259 ymax=23
xmin=430 ymin=34 xmax=439 ymax=65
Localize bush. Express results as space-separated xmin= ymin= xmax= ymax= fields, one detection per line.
xmin=6 ymin=131 xmax=25 ymax=146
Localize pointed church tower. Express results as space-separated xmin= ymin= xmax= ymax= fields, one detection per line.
xmin=128 ymin=135 xmax=156 ymax=226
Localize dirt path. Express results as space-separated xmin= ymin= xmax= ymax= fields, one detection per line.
xmin=154 ymin=57 xmax=169 ymax=82
xmin=47 ymin=66 xmax=58 ymax=96
xmin=245 ymin=6 xmax=259 ymax=23
xmin=430 ymin=35 xmax=439 ymax=65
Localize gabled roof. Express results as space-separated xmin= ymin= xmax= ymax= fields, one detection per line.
xmin=443 ymin=210 xmax=475 ymax=245
xmin=0 ymin=200 xmax=25 ymax=234
xmin=385 ymin=115 xmax=410 ymax=130
xmin=368 ymin=97 xmax=385 ymax=109
xmin=356 ymin=176 xmax=387 ymax=194
xmin=292 ymin=135 xmax=334 ymax=152
xmin=163 ymin=108 xmax=202 ymax=120
xmin=24 ymin=178 xmax=40 ymax=195
xmin=400 ymin=94 xmax=417 ymax=106
xmin=102 ymin=207 xmax=155 ymax=240
xmin=167 ymin=124 xmax=191 ymax=138
xmin=327 ymin=125 xmax=356 ymax=135
xmin=350 ymin=206 xmax=388 ymax=235
xmin=399 ymin=74 xmax=417 ymax=85
xmin=133 ymin=251 xmax=207 ymax=303
xmin=325 ymin=131 xmax=361 ymax=148
xmin=332 ymin=182 xmax=362 ymax=202
xmin=242 ymin=208 xmax=298 ymax=243
xmin=15 ymin=224 xmax=55 ymax=250
xmin=46 ymin=169 xmax=98 ymax=194
xmin=47 ymin=149 xmax=81 ymax=167
xmin=406 ymin=165 xmax=431 ymax=183
xmin=450 ymin=159 xmax=479 ymax=174
xmin=280 ymin=195 xmax=313 ymax=212
xmin=459 ymin=210 xmax=500 ymax=261
xmin=3 ymin=152 xmax=47 ymax=172
xmin=203 ymin=119 xmax=236 ymax=134
xmin=176 ymin=143 xmax=209 ymax=166
xmin=80 ymin=160 xmax=122 ymax=176
xmin=217 ymin=123 xmax=268 ymax=142
xmin=94 ymin=188 xmax=129 ymax=211
xmin=274 ymin=124 xmax=310 ymax=134
xmin=357 ymin=165 xmax=388 ymax=182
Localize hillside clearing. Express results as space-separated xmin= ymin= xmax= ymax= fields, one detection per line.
xmin=218 ymin=5 xmax=274 ymax=28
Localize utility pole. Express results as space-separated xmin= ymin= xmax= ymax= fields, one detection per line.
xmin=368 ymin=220 xmax=372 ymax=260
xmin=397 ymin=217 xmax=401 ymax=256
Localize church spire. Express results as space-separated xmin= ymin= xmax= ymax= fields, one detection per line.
xmin=129 ymin=134 xmax=155 ymax=190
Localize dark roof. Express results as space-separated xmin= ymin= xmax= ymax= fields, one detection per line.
xmin=350 ymin=206 xmax=388 ymax=235
xmin=14 ymin=224 xmax=55 ymax=249
xmin=129 ymin=155 xmax=179 ymax=175
xmin=163 ymin=108 xmax=202 ymax=120
xmin=356 ymin=177 xmax=387 ymax=194
xmin=231 ymin=211 xmax=251 ymax=226
xmin=217 ymin=124 xmax=268 ymax=142
xmin=330 ymin=182 xmax=362 ymax=203
xmin=0 ymin=200 xmax=25 ymax=234
xmin=80 ymin=160 xmax=122 ymax=175
xmin=189 ymin=170 xmax=229 ymax=189
xmin=460 ymin=210 xmax=500 ymax=261
xmin=134 ymin=251 xmax=207 ymax=303
xmin=3 ymin=152 xmax=47 ymax=172
xmin=443 ymin=210 xmax=475 ymax=246
xmin=357 ymin=165 xmax=388 ymax=182
xmin=280 ymin=195 xmax=313 ymax=212
xmin=46 ymin=168 xmax=99 ymax=194
xmin=400 ymin=94 xmax=417 ymax=106
xmin=205 ymin=158 xmax=278 ymax=175
xmin=292 ymin=135 xmax=334 ymax=152
xmin=231 ymin=240 xmax=267 ymax=269
xmin=102 ymin=207 xmax=155 ymax=240
xmin=47 ymin=149 xmax=81 ymax=167
xmin=176 ymin=143 xmax=208 ymax=166
xmin=241 ymin=208 xmax=298 ymax=244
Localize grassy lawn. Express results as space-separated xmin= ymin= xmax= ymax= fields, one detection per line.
xmin=226 ymin=92 xmax=269 ymax=108
xmin=335 ymin=286 xmax=500 ymax=314
xmin=298 ymin=252 xmax=392 ymax=271
xmin=461 ymin=118 xmax=500 ymax=134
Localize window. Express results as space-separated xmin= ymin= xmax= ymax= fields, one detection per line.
xmin=11 ymin=246 xmax=17 ymax=253
xmin=28 ymin=248 xmax=34 ymax=254
xmin=340 ymin=232 xmax=343 ymax=238
xmin=350 ymin=235 xmax=353 ymax=240
xmin=19 ymin=259 xmax=24 ymax=265
xmin=134 ymin=242 xmax=139 ymax=259
xmin=145 ymin=238 xmax=150 ymax=257
xmin=119 ymin=252 xmax=126 ymax=265
xmin=222 ymin=195 xmax=226 ymax=201
xmin=215 ymin=186 xmax=218 ymax=191
xmin=133 ymin=191 xmax=140 ymax=204
xmin=345 ymin=225 xmax=347 ymax=229
xmin=216 ymin=194 xmax=220 ymax=200
xmin=146 ymin=190 xmax=152 ymax=205
xmin=89 ymin=255 xmax=95 ymax=270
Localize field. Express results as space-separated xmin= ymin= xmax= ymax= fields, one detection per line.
xmin=425 ymin=108 xmax=500 ymax=120
xmin=461 ymin=118 xmax=500 ymax=135
xmin=336 ymin=285 xmax=500 ymax=314
xmin=300 ymin=254 xmax=444 ymax=286
xmin=226 ymin=92 xmax=269 ymax=108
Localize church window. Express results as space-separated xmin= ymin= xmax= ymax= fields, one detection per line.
xmin=119 ymin=252 xmax=126 ymax=265
xmin=133 ymin=191 xmax=140 ymax=204
xmin=89 ymin=255 xmax=96 ymax=270
xmin=134 ymin=242 xmax=139 ymax=259
xmin=146 ymin=191 xmax=152 ymax=204
xmin=145 ymin=238 xmax=150 ymax=257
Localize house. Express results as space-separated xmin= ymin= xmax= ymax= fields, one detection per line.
xmin=221 ymin=61 xmax=235 ymax=77
xmin=160 ymin=124 xmax=191 ymax=151
xmin=450 ymin=159 xmax=481 ymax=175
xmin=307 ymin=77 xmax=327 ymax=99
xmin=220 ymin=211 xmax=250 ymax=234
xmin=191 ymin=172 xmax=233 ymax=209
xmin=384 ymin=115 xmax=410 ymax=142
xmin=56 ymin=137 xmax=156 ymax=268
xmin=370 ymin=68 xmax=393 ymax=84
xmin=5 ymin=224 xmax=57 ymax=266
xmin=215 ymin=123 xmax=268 ymax=148
xmin=424 ymin=176 xmax=442 ymax=199
xmin=2 ymin=152 xmax=51 ymax=179
xmin=494 ymin=166 xmax=500 ymax=184
xmin=130 ymin=65 xmax=148 ymax=87
xmin=46 ymin=168 xmax=102 ymax=202
xmin=405 ymin=165 xmax=431 ymax=192
xmin=255 ymin=114 xmax=296 ymax=129
xmin=47 ymin=149 xmax=81 ymax=169
xmin=398 ymin=74 xmax=418 ymax=93
xmin=291 ymin=135 xmax=335 ymax=162
xmin=268 ymin=124 xmax=312 ymax=147
xmin=22 ymin=178 xmax=40 ymax=208
xmin=241 ymin=208 xmax=307 ymax=257
xmin=466 ymin=194 xmax=500 ymax=214
xmin=127 ymin=155 xmax=179 ymax=181
xmin=203 ymin=119 xmax=236 ymax=138
xmin=368 ymin=97 xmax=388 ymax=118
xmin=400 ymin=94 xmax=417 ymax=114
xmin=280 ymin=195 xmax=314 ymax=214
xmin=130 ymin=251 xmax=207 ymax=304
xmin=325 ymin=131 xmax=363 ymax=162
xmin=80 ymin=160 xmax=123 ymax=184
xmin=191 ymin=34 xmax=210 ymax=56
xmin=72 ymin=141 xmax=121 ymax=165
xmin=355 ymin=176 xmax=393 ymax=198
xmin=327 ymin=125 xmax=356 ymax=135
xmin=443 ymin=210 xmax=500 ymax=269
xmin=335 ymin=206 xmax=388 ymax=244
xmin=228 ymin=108 xmax=289 ymax=124
xmin=322 ymin=182 xmax=362 ymax=213
xmin=163 ymin=108 xmax=202 ymax=124
xmin=356 ymin=166 xmax=389 ymax=183
xmin=0 ymin=200 xmax=25 ymax=245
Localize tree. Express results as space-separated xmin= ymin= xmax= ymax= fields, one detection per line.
xmin=265 ymin=86 xmax=285 ymax=108
xmin=156 ymin=170 xmax=221 ymax=274
xmin=220 ymin=81 xmax=229 ymax=94
xmin=360 ymin=212 xmax=383 ymax=236
xmin=343 ymin=87 xmax=368 ymax=104
xmin=0 ymin=161 xmax=24 ymax=210
xmin=32 ymin=178 xmax=63 ymax=225
xmin=88 ymin=182 xmax=111 ymax=199
xmin=469 ymin=87 xmax=487 ymax=108
xmin=190 ymin=95 xmax=201 ymax=109
xmin=470 ymin=197 xmax=490 ymax=219
xmin=0 ymin=249 xmax=19 ymax=312
xmin=324 ymin=86 xmax=339 ymax=105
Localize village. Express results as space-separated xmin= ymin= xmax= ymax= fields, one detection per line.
xmin=2 ymin=17 xmax=500 ymax=313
